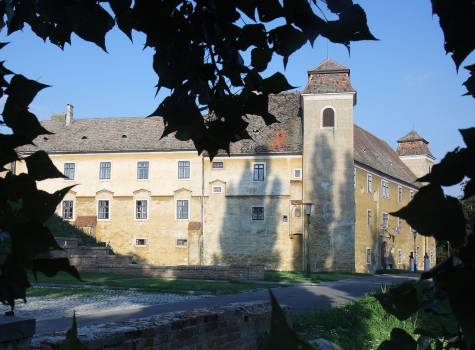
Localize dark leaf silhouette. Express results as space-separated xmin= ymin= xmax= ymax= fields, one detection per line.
xmin=32 ymin=258 xmax=81 ymax=281
xmin=392 ymin=185 xmax=466 ymax=247
xmin=5 ymin=75 xmax=49 ymax=108
xmin=375 ymin=281 xmax=422 ymax=321
xmin=260 ymin=289 xmax=314 ymax=350
xmin=26 ymin=151 xmax=67 ymax=181
xmin=22 ymin=186 xmax=75 ymax=224
xmin=59 ymin=312 xmax=87 ymax=350
xmin=431 ymin=0 xmax=475 ymax=69
xmin=377 ymin=328 xmax=417 ymax=350
xmin=464 ymin=64 xmax=475 ymax=97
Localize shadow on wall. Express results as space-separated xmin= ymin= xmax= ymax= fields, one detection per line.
xmin=214 ymin=149 xmax=283 ymax=269
xmin=310 ymin=133 xmax=336 ymax=271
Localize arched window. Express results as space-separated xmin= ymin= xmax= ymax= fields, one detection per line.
xmin=322 ymin=108 xmax=335 ymax=128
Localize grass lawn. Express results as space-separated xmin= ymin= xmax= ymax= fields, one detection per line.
xmin=264 ymin=270 xmax=369 ymax=284
xmin=293 ymin=295 xmax=417 ymax=350
xmin=30 ymin=271 xmax=278 ymax=295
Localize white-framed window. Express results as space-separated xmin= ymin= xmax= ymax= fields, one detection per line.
xmin=382 ymin=212 xmax=389 ymax=229
xmin=135 ymin=238 xmax=148 ymax=246
xmin=176 ymin=200 xmax=189 ymax=219
xmin=282 ymin=215 xmax=288 ymax=223
xmin=252 ymin=206 xmax=264 ymax=220
xmin=135 ymin=200 xmax=148 ymax=220
xmin=396 ymin=217 xmax=402 ymax=233
xmin=178 ymin=160 xmax=191 ymax=179
xmin=367 ymin=209 xmax=372 ymax=227
xmin=397 ymin=249 xmax=402 ymax=265
xmin=322 ymin=107 xmax=336 ymax=128
xmin=410 ymin=190 xmax=415 ymax=200
xmin=294 ymin=168 xmax=302 ymax=179
xmin=62 ymin=200 xmax=74 ymax=220
xmin=64 ymin=163 xmax=75 ymax=180
xmin=366 ymin=248 xmax=372 ymax=265
xmin=367 ymin=174 xmax=373 ymax=193
xmin=176 ymin=238 xmax=188 ymax=247
xmin=137 ymin=161 xmax=149 ymax=180
xmin=212 ymin=161 xmax=224 ymax=169
xmin=99 ymin=161 xmax=111 ymax=180
xmin=382 ymin=180 xmax=390 ymax=198
xmin=212 ymin=186 xmax=223 ymax=193
xmin=398 ymin=186 xmax=403 ymax=203
xmin=97 ymin=200 xmax=110 ymax=220
xmin=253 ymin=162 xmax=266 ymax=181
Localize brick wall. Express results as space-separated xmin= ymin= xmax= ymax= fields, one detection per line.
xmin=74 ymin=263 xmax=265 ymax=282
xmin=32 ymin=302 xmax=273 ymax=350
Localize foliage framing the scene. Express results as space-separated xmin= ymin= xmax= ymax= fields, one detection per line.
xmin=0 ymin=0 xmax=377 ymax=314
xmin=0 ymin=51 xmax=81 ymax=313
xmin=375 ymin=1 xmax=475 ymax=349
xmin=0 ymin=0 xmax=377 ymax=158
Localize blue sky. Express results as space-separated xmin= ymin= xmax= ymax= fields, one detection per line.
xmin=1 ymin=1 xmax=474 ymax=193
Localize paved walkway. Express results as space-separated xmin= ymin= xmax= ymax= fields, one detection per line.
xmin=35 ymin=274 xmax=415 ymax=337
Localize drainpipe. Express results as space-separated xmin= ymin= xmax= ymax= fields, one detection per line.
xmin=200 ymin=155 xmax=205 ymax=265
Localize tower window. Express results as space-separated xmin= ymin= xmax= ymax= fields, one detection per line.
xmin=322 ymin=108 xmax=335 ymax=128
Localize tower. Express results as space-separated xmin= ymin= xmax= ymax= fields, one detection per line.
xmin=396 ymin=131 xmax=435 ymax=179
xmin=302 ymin=59 xmax=357 ymax=271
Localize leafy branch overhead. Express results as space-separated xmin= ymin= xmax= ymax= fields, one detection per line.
xmin=0 ymin=43 xmax=80 ymax=314
xmin=378 ymin=1 xmax=475 ymax=349
xmin=0 ymin=0 xmax=377 ymax=158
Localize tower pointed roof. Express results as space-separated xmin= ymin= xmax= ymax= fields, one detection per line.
xmin=397 ymin=130 xmax=427 ymax=143
xmin=397 ymin=130 xmax=435 ymax=159
xmin=308 ymin=59 xmax=350 ymax=74
xmin=303 ymin=59 xmax=355 ymax=96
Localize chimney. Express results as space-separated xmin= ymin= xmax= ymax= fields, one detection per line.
xmin=65 ymin=104 xmax=74 ymax=126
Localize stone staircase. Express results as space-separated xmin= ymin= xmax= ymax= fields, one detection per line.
xmin=55 ymin=236 xmax=133 ymax=267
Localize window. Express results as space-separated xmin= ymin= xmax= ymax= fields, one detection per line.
xmin=396 ymin=217 xmax=402 ymax=233
xmin=98 ymin=200 xmax=110 ymax=220
xmin=322 ymin=108 xmax=335 ymax=128
xmin=212 ymin=161 xmax=224 ymax=169
xmin=252 ymin=207 xmax=264 ymax=220
xmin=367 ymin=174 xmax=373 ymax=193
xmin=294 ymin=168 xmax=302 ymax=179
xmin=178 ymin=161 xmax=190 ymax=179
xmin=137 ymin=161 xmax=149 ymax=179
xmin=354 ymin=168 xmax=356 ymax=188
xmin=398 ymin=186 xmax=403 ymax=203
xmin=135 ymin=238 xmax=147 ymax=246
xmin=64 ymin=163 xmax=75 ymax=180
xmin=282 ymin=215 xmax=288 ymax=223
xmin=382 ymin=181 xmax=390 ymax=198
xmin=398 ymin=249 xmax=402 ymax=265
xmin=135 ymin=200 xmax=148 ymax=220
xmin=253 ymin=163 xmax=265 ymax=181
xmin=367 ymin=209 xmax=372 ymax=227
xmin=176 ymin=200 xmax=189 ymax=219
xmin=62 ymin=200 xmax=73 ymax=220
xmin=366 ymin=248 xmax=372 ymax=265
xmin=410 ymin=190 xmax=415 ymax=200
xmin=99 ymin=162 xmax=111 ymax=180
xmin=176 ymin=239 xmax=188 ymax=247
xmin=212 ymin=186 xmax=223 ymax=193
xmin=382 ymin=212 xmax=389 ymax=229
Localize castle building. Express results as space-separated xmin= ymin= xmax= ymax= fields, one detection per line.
xmin=17 ymin=60 xmax=436 ymax=273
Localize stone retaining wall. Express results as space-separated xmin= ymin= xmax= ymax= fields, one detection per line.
xmin=75 ymin=263 xmax=265 ymax=281
xmin=0 ymin=317 xmax=35 ymax=350
xmin=32 ymin=301 xmax=272 ymax=350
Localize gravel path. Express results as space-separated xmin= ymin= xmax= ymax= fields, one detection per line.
xmin=15 ymin=287 xmax=210 ymax=321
